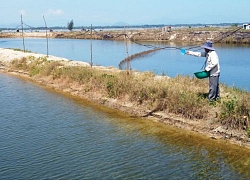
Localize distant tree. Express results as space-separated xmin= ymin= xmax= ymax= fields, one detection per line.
xmin=231 ymin=23 xmax=238 ymax=27
xmin=67 ymin=20 xmax=74 ymax=31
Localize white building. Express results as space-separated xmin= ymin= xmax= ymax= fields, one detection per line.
xmin=243 ymin=23 xmax=250 ymax=30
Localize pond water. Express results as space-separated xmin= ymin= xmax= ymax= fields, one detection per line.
xmin=0 ymin=38 xmax=249 ymax=91
xmin=1 ymin=73 xmax=250 ymax=179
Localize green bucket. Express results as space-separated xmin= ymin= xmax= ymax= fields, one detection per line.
xmin=194 ymin=71 xmax=210 ymax=79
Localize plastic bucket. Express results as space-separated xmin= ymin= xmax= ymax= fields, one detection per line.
xmin=194 ymin=71 xmax=210 ymax=79
xmin=180 ymin=48 xmax=186 ymax=55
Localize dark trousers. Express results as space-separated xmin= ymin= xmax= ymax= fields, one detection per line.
xmin=208 ymin=75 xmax=220 ymax=101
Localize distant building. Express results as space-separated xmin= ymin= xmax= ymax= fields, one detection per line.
xmin=162 ymin=26 xmax=172 ymax=33
xmin=243 ymin=23 xmax=250 ymax=30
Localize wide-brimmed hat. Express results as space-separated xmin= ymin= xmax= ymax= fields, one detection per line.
xmin=201 ymin=41 xmax=215 ymax=50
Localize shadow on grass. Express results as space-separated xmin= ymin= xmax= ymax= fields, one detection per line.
xmin=197 ymin=92 xmax=208 ymax=99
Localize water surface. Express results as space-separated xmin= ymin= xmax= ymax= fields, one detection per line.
xmin=1 ymin=73 xmax=250 ymax=179
xmin=0 ymin=38 xmax=249 ymax=91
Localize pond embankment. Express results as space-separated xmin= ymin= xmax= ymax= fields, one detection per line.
xmin=1 ymin=48 xmax=250 ymax=149
xmin=1 ymin=27 xmax=250 ymax=44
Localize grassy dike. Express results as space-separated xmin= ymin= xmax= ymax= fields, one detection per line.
xmin=1 ymin=49 xmax=250 ymax=148
xmin=2 ymin=27 xmax=250 ymax=44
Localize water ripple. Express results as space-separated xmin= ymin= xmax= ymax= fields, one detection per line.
xmin=1 ymin=73 xmax=250 ymax=179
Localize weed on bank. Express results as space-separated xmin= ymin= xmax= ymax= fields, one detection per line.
xmin=9 ymin=56 xmax=250 ymax=136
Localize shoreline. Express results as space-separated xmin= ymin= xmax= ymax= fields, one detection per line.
xmin=1 ymin=27 xmax=250 ymax=44
xmin=1 ymin=48 xmax=250 ymax=150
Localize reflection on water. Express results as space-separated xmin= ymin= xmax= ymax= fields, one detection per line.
xmin=0 ymin=73 xmax=250 ymax=179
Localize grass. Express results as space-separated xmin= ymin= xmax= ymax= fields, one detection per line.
xmin=9 ymin=56 xmax=250 ymax=133
xmin=8 ymin=48 xmax=32 ymax=53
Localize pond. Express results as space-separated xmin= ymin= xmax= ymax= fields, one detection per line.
xmin=0 ymin=38 xmax=249 ymax=91
xmin=1 ymin=73 xmax=250 ymax=179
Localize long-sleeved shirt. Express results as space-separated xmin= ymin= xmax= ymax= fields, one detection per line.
xmin=188 ymin=50 xmax=220 ymax=76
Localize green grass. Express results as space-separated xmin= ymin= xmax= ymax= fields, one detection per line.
xmin=8 ymin=48 xmax=32 ymax=53
xmin=9 ymin=56 xmax=250 ymax=133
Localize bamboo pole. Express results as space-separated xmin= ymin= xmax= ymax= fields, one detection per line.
xmin=124 ymin=27 xmax=130 ymax=75
xmin=43 ymin=15 xmax=49 ymax=57
xmin=90 ymin=24 xmax=93 ymax=67
xmin=21 ymin=15 xmax=25 ymax=53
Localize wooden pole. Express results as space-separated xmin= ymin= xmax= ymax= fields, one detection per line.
xmin=124 ymin=27 xmax=130 ymax=75
xmin=21 ymin=15 xmax=25 ymax=53
xmin=90 ymin=24 xmax=93 ymax=67
xmin=43 ymin=15 xmax=49 ymax=57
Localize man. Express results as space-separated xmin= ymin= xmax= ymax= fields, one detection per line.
xmin=186 ymin=41 xmax=220 ymax=101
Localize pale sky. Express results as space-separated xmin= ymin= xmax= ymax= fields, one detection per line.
xmin=1 ymin=0 xmax=249 ymax=28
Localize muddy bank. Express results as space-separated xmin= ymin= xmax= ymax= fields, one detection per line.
xmin=1 ymin=27 xmax=250 ymax=44
xmin=0 ymin=48 xmax=250 ymax=150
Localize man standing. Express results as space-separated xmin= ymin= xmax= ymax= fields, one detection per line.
xmin=186 ymin=41 xmax=220 ymax=101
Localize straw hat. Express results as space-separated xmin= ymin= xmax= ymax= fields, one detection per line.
xmin=201 ymin=41 xmax=215 ymax=51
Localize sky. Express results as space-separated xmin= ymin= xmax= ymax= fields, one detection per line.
xmin=1 ymin=0 xmax=249 ymax=28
